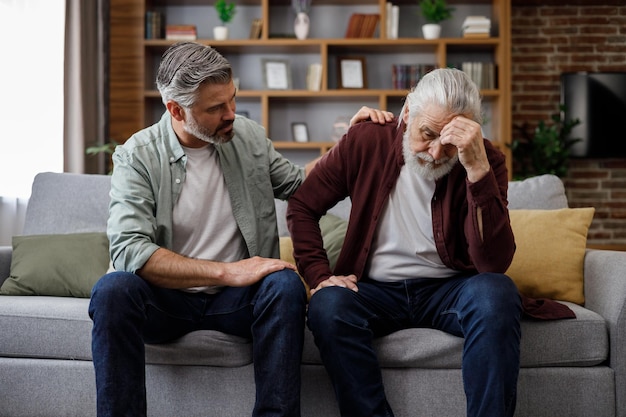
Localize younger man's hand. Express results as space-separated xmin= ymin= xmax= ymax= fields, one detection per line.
xmin=350 ymin=106 xmax=394 ymax=126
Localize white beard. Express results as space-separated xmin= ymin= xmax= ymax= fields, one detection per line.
xmin=402 ymin=131 xmax=458 ymax=181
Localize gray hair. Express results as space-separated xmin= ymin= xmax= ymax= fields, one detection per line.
xmin=400 ymin=68 xmax=482 ymax=128
xmin=156 ymin=42 xmax=232 ymax=108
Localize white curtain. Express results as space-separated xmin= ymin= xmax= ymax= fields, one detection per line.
xmin=0 ymin=198 xmax=28 ymax=246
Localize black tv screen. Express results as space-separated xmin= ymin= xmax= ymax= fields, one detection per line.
xmin=561 ymin=72 xmax=626 ymax=158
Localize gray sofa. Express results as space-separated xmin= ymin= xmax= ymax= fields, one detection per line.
xmin=0 ymin=172 xmax=625 ymax=417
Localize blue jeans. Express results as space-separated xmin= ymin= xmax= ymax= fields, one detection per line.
xmin=88 ymin=269 xmax=307 ymax=417
xmin=307 ymin=273 xmax=522 ymax=417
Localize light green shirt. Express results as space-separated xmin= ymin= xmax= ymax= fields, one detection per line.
xmin=108 ymin=112 xmax=304 ymax=273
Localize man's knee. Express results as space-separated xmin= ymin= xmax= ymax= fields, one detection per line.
xmin=89 ymin=271 xmax=146 ymax=318
xmin=466 ymin=273 xmax=522 ymax=325
xmin=307 ymin=287 xmax=355 ymax=333
xmin=262 ymin=269 xmax=308 ymax=301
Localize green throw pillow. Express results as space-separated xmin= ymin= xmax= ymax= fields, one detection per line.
xmin=0 ymin=232 xmax=110 ymax=298
xmin=319 ymin=213 xmax=348 ymax=270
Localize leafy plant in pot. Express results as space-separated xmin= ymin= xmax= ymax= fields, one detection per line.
xmin=214 ymin=0 xmax=236 ymax=40
xmin=509 ymin=104 xmax=581 ymax=179
xmin=418 ymin=0 xmax=454 ymax=39
xmin=86 ymin=140 xmax=120 ymax=175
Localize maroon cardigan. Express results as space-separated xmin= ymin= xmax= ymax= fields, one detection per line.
xmin=287 ymin=119 xmax=575 ymax=320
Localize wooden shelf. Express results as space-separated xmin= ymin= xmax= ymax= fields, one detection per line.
xmin=111 ymin=0 xmax=512 ymax=168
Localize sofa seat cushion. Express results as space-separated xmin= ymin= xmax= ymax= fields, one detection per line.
xmin=0 ymin=298 xmax=606 ymax=369
xmin=302 ymin=302 xmax=607 ymax=368
xmin=0 ymin=296 xmax=252 ymax=367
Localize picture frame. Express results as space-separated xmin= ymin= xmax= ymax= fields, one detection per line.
xmin=262 ymin=59 xmax=292 ymax=90
xmin=291 ymin=122 xmax=309 ymax=143
xmin=337 ymin=56 xmax=367 ymax=89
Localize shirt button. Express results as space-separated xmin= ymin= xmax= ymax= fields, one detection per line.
xmin=170 ymin=157 xmax=175 ymax=162
xmin=175 ymin=178 xmax=181 ymax=184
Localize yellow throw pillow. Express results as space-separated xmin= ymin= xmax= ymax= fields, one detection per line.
xmin=506 ymin=207 xmax=595 ymax=305
xmin=279 ymin=236 xmax=296 ymax=265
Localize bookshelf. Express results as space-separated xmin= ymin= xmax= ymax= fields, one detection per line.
xmin=109 ymin=0 xmax=512 ymax=172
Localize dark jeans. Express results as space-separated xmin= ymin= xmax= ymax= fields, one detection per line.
xmin=88 ymin=269 xmax=307 ymax=417
xmin=307 ymin=273 xmax=522 ymax=417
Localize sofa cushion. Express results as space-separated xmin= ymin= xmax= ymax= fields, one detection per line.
xmin=319 ymin=214 xmax=348 ymax=270
xmin=506 ymin=208 xmax=595 ymax=305
xmin=0 ymin=296 xmax=252 ymax=367
xmin=0 ymin=233 xmax=110 ymax=298
xmin=302 ymin=302 xmax=607 ymax=368
xmin=508 ymin=174 xmax=568 ymax=210
xmin=23 ymin=173 xmax=111 ymax=236
xmin=0 ymin=296 xmax=607 ymax=369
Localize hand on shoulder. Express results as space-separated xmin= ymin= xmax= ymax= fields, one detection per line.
xmin=350 ymin=106 xmax=394 ymax=127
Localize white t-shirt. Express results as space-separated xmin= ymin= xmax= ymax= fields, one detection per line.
xmin=172 ymin=144 xmax=247 ymax=293
xmin=365 ymin=165 xmax=456 ymax=282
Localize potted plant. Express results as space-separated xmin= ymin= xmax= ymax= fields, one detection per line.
xmin=86 ymin=140 xmax=120 ymax=175
xmin=509 ymin=105 xmax=581 ymax=179
xmin=214 ymin=0 xmax=236 ymax=40
xmin=418 ymin=0 xmax=454 ymax=39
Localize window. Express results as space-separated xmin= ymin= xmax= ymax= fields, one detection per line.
xmin=0 ymin=0 xmax=65 ymax=198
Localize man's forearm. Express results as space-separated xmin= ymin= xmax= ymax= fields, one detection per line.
xmin=137 ymin=247 xmax=298 ymax=289
xmin=137 ymin=247 xmax=227 ymax=289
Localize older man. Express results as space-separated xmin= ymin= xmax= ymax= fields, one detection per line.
xmin=287 ymin=68 xmax=522 ymax=417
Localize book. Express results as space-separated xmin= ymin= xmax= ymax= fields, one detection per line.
xmin=463 ymin=32 xmax=490 ymax=39
xmin=145 ymin=11 xmax=163 ymax=39
xmin=249 ymin=18 xmax=263 ymax=39
xmin=345 ymin=13 xmax=380 ymax=38
xmin=389 ymin=4 xmax=399 ymax=39
xmin=363 ymin=14 xmax=380 ymax=38
xmin=165 ymin=25 xmax=197 ymax=41
xmin=306 ymin=63 xmax=322 ymax=91
xmin=345 ymin=14 xmax=365 ymax=38
xmin=454 ymin=62 xmax=497 ymax=89
xmin=392 ymin=64 xmax=438 ymax=90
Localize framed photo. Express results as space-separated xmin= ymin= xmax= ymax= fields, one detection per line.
xmin=291 ymin=122 xmax=309 ymax=143
xmin=262 ymin=59 xmax=292 ymax=90
xmin=338 ymin=56 xmax=367 ymax=89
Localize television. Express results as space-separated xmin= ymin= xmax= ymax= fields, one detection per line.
xmin=561 ymin=72 xmax=626 ymax=158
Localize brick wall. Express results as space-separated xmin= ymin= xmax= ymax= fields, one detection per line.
xmin=511 ymin=3 xmax=626 ymax=246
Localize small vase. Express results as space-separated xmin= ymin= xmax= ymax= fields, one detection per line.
xmin=213 ymin=26 xmax=228 ymax=40
xmin=294 ymin=12 xmax=310 ymax=40
xmin=422 ymin=23 xmax=441 ymax=40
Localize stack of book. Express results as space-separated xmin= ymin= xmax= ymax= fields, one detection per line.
xmin=454 ymin=62 xmax=497 ymax=89
xmin=462 ymin=16 xmax=491 ymax=38
xmin=392 ymin=64 xmax=437 ymax=90
xmin=145 ymin=11 xmax=163 ymax=39
xmin=165 ymin=25 xmax=197 ymax=41
xmin=385 ymin=3 xmax=399 ymax=39
xmin=345 ymin=14 xmax=380 ymax=38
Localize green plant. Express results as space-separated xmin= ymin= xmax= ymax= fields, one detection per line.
xmin=419 ymin=0 xmax=454 ymax=24
xmin=509 ymin=105 xmax=581 ymax=179
xmin=215 ymin=0 xmax=236 ymax=24
xmin=86 ymin=140 xmax=120 ymax=175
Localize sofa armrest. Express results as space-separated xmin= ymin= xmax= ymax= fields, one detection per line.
xmin=0 ymin=246 xmax=12 ymax=286
xmin=583 ymin=249 xmax=626 ymax=416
